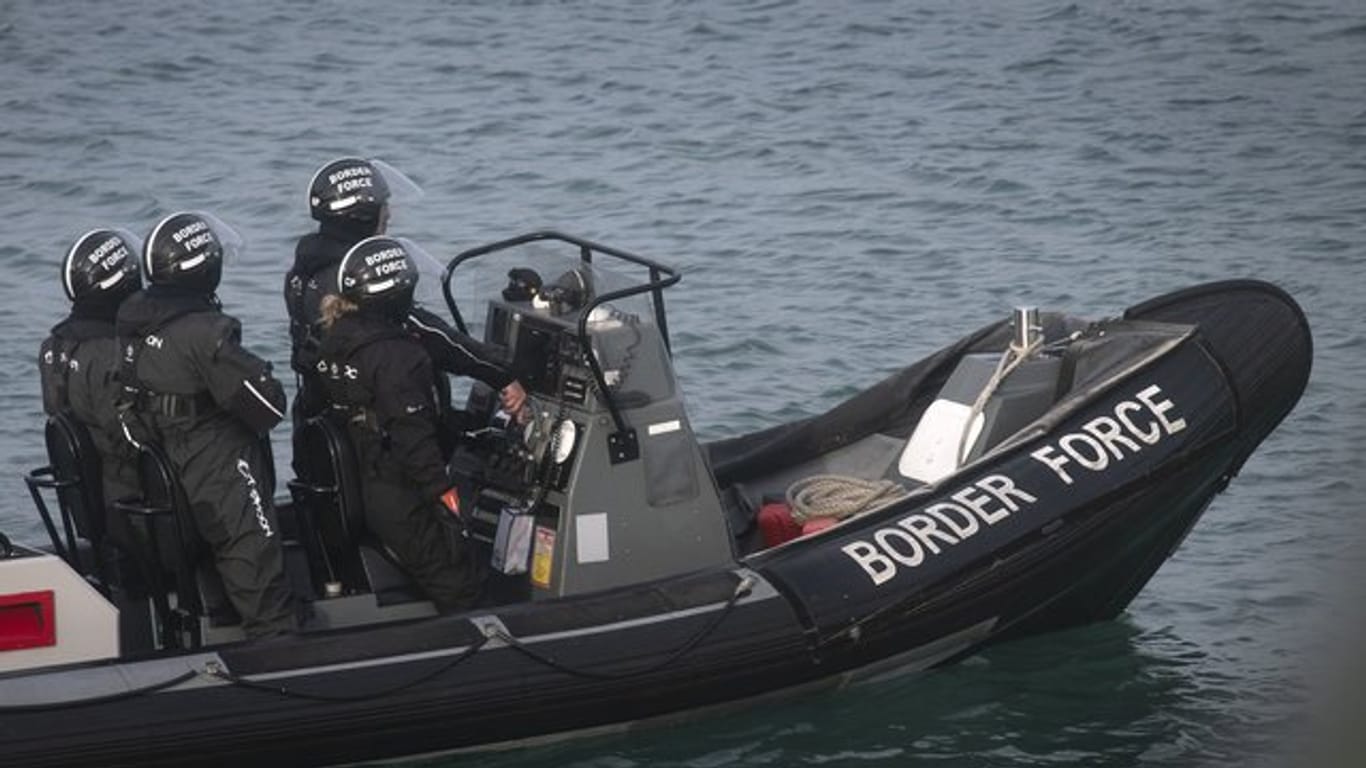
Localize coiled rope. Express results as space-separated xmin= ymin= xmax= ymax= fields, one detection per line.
xmin=786 ymin=475 xmax=910 ymax=524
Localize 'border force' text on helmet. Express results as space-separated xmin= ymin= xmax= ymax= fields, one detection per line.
xmin=143 ymin=211 xmax=240 ymax=293
xmin=63 ymin=228 xmax=143 ymax=307
xmin=337 ymin=236 xmax=419 ymax=318
xmin=309 ymin=157 xmax=388 ymax=225
xmin=307 ymin=156 xmax=424 ymax=228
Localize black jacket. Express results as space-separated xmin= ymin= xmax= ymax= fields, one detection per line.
xmin=114 ymin=286 xmax=296 ymax=637
xmin=285 ymin=224 xmax=514 ymax=390
xmin=38 ymin=307 xmax=140 ymax=516
xmin=320 ymin=310 xmax=482 ymax=612
xmin=116 ymin=287 xmax=286 ymax=439
xmin=319 ymin=311 xmax=450 ymax=502
xmin=285 ymin=225 xmax=362 ymax=379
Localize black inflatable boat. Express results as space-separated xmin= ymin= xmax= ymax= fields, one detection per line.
xmin=0 ymin=233 xmax=1312 ymax=767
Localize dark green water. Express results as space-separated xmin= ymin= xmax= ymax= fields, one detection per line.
xmin=2 ymin=1 xmax=1363 ymax=765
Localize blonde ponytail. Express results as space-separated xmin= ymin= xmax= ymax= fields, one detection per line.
xmin=320 ymin=293 xmax=359 ymax=331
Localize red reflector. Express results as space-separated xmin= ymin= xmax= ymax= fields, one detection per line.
xmin=0 ymin=590 xmax=56 ymax=651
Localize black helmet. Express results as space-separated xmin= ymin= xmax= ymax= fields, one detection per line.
xmin=308 ymin=157 xmax=424 ymax=228
xmin=62 ymin=228 xmax=142 ymax=308
xmin=337 ymin=236 xmax=419 ymax=317
xmin=143 ymin=211 xmax=240 ymax=293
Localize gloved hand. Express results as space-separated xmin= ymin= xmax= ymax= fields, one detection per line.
xmin=500 ymin=381 xmax=528 ymax=420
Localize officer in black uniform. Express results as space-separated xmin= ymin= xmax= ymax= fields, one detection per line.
xmin=317 ymin=236 xmax=481 ymax=612
xmin=116 ymin=211 xmax=295 ymax=638
xmin=284 ymin=157 xmax=527 ymax=476
xmin=39 ymin=228 xmax=143 ymax=552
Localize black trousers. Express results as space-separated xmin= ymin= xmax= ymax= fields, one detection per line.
xmin=171 ymin=429 xmax=296 ymax=637
xmin=361 ymin=475 xmax=480 ymax=613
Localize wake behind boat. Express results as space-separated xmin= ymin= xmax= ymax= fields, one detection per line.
xmin=0 ymin=233 xmax=1312 ymax=767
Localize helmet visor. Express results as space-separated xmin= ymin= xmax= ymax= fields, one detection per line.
xmin=369 ymin=158 xmax=425 ymax=204
xmin=399 ymin=236 xmax=448 ymax=310
xmin=185 ymin=210 xmax=244 ymax=266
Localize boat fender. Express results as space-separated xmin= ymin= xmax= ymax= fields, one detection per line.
xmin=801 ymin=517 xmax=837 ymax=536
xmin=758 ymin=498 xmax=802 ymax=548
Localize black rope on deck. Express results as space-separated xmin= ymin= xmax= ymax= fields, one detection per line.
xmin=199 ymin=634 xmax=488 ymax=703
xmin=0 ymin=669 xmax=199 ymax=713
xmin=491 ymin=575 xmax=755 ymax=681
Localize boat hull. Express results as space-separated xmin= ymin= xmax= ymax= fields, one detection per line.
xmin=0 ymin=281 xmax=1312 ymax=767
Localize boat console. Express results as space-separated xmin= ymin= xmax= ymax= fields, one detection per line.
xmin=441 ymin=232 xmax=736 ymax=600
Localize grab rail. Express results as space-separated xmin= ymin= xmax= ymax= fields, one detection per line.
xmin=440 ymin=231 xmax=681 ymax=441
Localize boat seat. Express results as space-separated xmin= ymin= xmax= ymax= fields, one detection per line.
xmin=24 ymin=412 xmax=112 ymax=589
xmin=289 ymin=416 xmax=369 ymax=595
xmin=894 ymin=352 xmax=1063 ymax=485
xmin=288 ymin=417 xmax=423 ymax=605
xmin=112 ymin=440 xmax=235 ymax=650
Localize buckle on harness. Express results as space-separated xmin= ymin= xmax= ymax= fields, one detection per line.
xmin=135 ymin=390 xmax=215 ymax=418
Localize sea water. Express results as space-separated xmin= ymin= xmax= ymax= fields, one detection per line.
xmin=2 ymin=1 xmax=1363 ymax=765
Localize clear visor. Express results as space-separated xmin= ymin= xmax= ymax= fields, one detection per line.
xmin=368 ymin=158 xmax=425 ymax=204
xmin=185 ymin=210 xmax=245 ymax=265
xmin=399 ymin=236 xmax=448 ymax=309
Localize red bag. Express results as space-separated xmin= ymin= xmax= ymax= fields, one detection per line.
xmin=758 ymin=501 xmax=803 ymax=548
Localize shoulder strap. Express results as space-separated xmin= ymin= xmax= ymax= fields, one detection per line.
xmin=113 ymin=304 xmax=207 ymax=395
xmin=115 ymin=332 xmax=148 ymax=400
